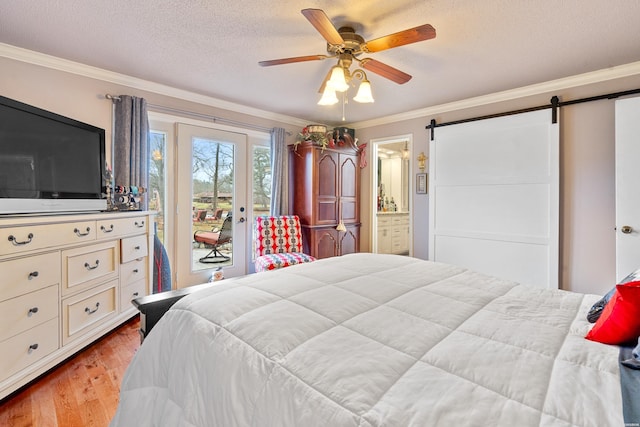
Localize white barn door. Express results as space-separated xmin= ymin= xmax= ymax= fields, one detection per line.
xmin=429 ymin=109 xmax=559 ymax=288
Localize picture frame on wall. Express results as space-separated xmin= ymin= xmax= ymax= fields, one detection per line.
xmin=416 ymin=173 xmax=428 ymax=194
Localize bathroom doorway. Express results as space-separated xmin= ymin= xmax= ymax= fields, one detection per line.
xmin=371 ymin=135 xmax=412 ymax=255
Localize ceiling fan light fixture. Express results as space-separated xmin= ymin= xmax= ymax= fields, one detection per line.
xmin=318 ymin=86 xmax=339 ymax=105
xmin=353 ymin=79 xmax=374 ymax=103
xmin=327 ymin=65 xmax=349 ymax=92
xmin=259 ymin=9 xmax=436 ymax=117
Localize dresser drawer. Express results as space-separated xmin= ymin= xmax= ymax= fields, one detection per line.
xmin=121 ymin=235 xmax=148 ymax=263
xmin=120 ymin=278 xmax=146 ymax=313
xmin=0 ymin=252 xmax=60 ymax=302
xmin=121 ymin=257 xmax=146 ymax=286
xmin=0 ymin=285 xmax=59 ymax=342
xmin=377 ymin=216 xmax=392 ymax=227
xmin=392 ymin=215 xmax=409 ymax=226
xmin=96 ymin=216 xmax=148 ymax=240
xmin=62 ymin=241 xmax=118 ymax=296
xmin=0 ymin=220 xmax=96 ymax=256
xmin=62 ymin=280 xmax=118 ymax=345
xmin=0 ymin=318 xmax=59 ymax=382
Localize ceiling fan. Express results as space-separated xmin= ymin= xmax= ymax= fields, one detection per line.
xmin=259 ymin=8 xmax=436 ymax=88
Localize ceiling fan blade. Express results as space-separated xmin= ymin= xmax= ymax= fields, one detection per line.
xmin=360 ymin=58 xmax=412 ymax=84
xmin=259 ymin=55 xmax=329 ymax=67
xmin=364 ymin=24 xmax=436 ymax=53
xmin=301 ymin=8 xmax=344 ymax=45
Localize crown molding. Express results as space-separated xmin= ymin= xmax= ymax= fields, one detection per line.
xmin=0 ymin=43 xmax=309 ymax=128
xmin=349 ymin=61 xmax=640 ymax=129
xmin=3 ymin=43 xmax=640 ymax=132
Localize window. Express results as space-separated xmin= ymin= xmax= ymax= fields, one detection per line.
xmin=252 ymin=145 xmax=271 ymax=218
xmin=149 ymin=130 xmax=167 ymax=243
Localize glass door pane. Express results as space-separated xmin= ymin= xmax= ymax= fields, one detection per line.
xmin=176 ymin=124 xmax=247 ymax=287
xmin=191 ymin=138 xmax=234 ymax=271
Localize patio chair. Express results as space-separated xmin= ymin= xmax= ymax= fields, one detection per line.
xmin=193 ymin=213 xmax=233 ymax=263
xmin=192 ymin=209 xmax=207 ymax=223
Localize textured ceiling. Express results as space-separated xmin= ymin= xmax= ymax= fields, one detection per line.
xmin=1 ymin=1 xmax=640 ymax=125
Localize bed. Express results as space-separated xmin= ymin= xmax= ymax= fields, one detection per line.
xmin=110 ymin=253 xmax=625 ymax=426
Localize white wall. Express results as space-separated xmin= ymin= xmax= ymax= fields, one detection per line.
xmin=356 ymin=75 xmax=640 ymax=295
xmin=357 ymin=119 xmax=432 ymax=259
xmin=358 ymin=120 xmax=432 ymax=259
xmin=0 ymin=55 xmax=305 ymax=167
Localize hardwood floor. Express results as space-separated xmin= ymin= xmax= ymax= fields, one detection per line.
xmin=0 ymin=316 xmax=140 ymax=427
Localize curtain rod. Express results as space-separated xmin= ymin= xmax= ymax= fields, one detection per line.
xmin=105 ymin=94 xmax=283 ymax=135
xmin=425 ymin=87 xmax=640 ymax=140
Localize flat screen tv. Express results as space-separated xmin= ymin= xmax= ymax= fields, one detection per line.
xmin=0 ymin=95 xmax=107 ymax=214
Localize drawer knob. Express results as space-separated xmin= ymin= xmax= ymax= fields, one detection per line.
xmin=85 ymin=302 xmax=100 ymax=315
xmin=100 ymin=224 xmax=114 ymax=233
xmin=132 ymin=292 xmax=139 ymax=297
xmin=133 ymin=268 xmax=139 ymax=273
xmin=28 ymin=343 xmax=39 ymax=354
xmin=84 ymin=260 xmax=100 ymax=270
xmin=28 ymin=271 xmax=39 ymax=280
xmin=74 ymin=227 xmax=91 ymax=237
xmin=135 ymin=221 xmax=145 ymax=228
xmin=134 ymin=245 xmax=141 ymax=250
xmin=8 ymin=233 xmax=34 ymax=246
xmin=27 ymin=307 xmax=39 ymax=317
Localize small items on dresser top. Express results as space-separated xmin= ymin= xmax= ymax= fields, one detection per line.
xmin=108 ymin=185 xmax=146 ymax=211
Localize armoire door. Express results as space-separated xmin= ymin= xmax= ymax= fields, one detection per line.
xmin=339 ymin=153 xmax=359 ymax=224
xmin=316 ymin=151 xmax=339 ymax=225
xmin=339 ymin=226 xmax=359 ymax=255
xmin=309 ymin=227 xmax=339 ymax=259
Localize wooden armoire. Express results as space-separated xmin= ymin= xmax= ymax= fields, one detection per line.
xmin=289 ymin=141 xmax=360 ymax=259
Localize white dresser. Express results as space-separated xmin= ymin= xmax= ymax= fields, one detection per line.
xmin=0 ymin=211 xmax=154 ymax=399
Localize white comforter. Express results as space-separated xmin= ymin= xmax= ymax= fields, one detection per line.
xmin=111 ymin=253 xmax=622 ymax=427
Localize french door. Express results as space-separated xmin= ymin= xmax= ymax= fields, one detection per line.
xmin=176 ymin=123 xmax=248 ymax=287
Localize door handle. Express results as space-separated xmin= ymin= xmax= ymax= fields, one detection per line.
xmin=621 ymin=225 xmax=633 ymax=234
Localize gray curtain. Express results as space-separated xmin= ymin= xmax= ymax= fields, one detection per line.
xmin=270 ymin=127 xmax=288 ymax=215
xmin=113 ymin=95 xmax=149 ymax=210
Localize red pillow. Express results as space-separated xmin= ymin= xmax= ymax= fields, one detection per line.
xmin=586 ymin=280 xmax=640 ymax=345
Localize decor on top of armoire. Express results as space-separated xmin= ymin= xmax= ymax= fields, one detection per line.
xmin=295 ymin=124 xmax=334 ymax=151
xmin=289 ymin=140 xmax=361 ymax=259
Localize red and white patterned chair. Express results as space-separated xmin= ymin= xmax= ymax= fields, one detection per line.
xmin=254 ymin=215 xmax=316 ymax=272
